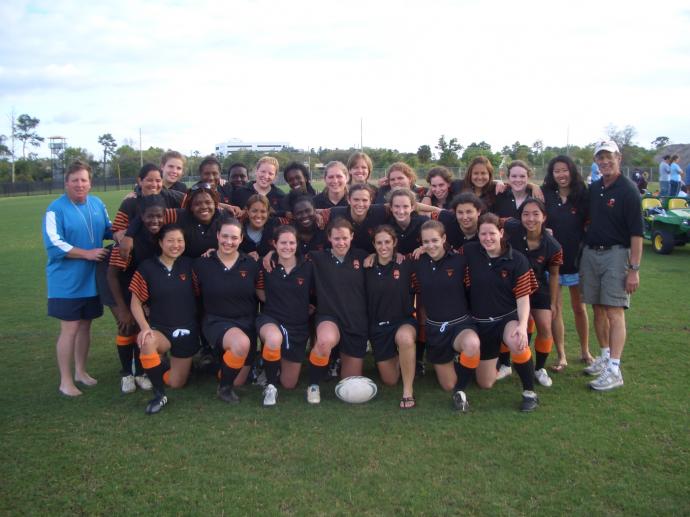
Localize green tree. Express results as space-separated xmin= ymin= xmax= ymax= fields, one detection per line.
xmin=417 ymin=145 xmax=432 ymax=164
xmin=651 ymin=136 xmax=670 ymax=150
xmin=0 ymin=135 xmax=10 ymax=157
xmin=435 ymin=135 xmax=463 ymax=167
xmin=97 ymin=133 xmax=117 ymax=177
xmin=14 ymin=114 xmax=44 ymax=159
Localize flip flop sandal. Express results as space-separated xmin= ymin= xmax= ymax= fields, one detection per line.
xmin=550 ymin=363 xmax=568 ymax=373
xmin=400 ymin=396 xmax=416 ymax=410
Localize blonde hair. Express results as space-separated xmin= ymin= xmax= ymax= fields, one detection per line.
xmin=387 ymin=162 xmax=417 ymax=184
xmin=255 ymin=156 xmax=279 ymax=173
xmin=161 ymin=150 xmax=186 ymax=167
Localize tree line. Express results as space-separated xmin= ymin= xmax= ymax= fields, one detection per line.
xmin=0 ymin=114 xmax=670 ymax=183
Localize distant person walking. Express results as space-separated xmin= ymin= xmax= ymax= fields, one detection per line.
xmin=580 ymin=141 xmax=643 ymax=391
xmin=669 ymin=154 xmax=683 ymax=196
xmin=590 ymin=160 xmax=601 ymax=184
xmin=42 ymin=160 xmax=112 ymax=397
xmin=658 ymin=155 xmax=671 ymax=197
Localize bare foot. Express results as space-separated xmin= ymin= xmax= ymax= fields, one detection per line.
xmin=59 ymin=385 xmax=83 ymax=397
xmin=74 ymin=374 xmax=98 ymax=386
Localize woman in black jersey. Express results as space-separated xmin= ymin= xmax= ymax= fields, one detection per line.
xmin=240 ymin=194 xmax=281 ymax=259
xmin=462 ymin=213 xmax=540 ymax=412
xmin=256 ymin=225 xmax=314 ymax=406
xmin=288 ymin=194 xmax=329 ymax=255
xmin=492 ymin=160 xmax=544 ymax=219
xmin=435 ymin=192 xmax=484 ymax=251
xmin=194 ymin=217 xmax=260 ymax=404
xmin=505 ymin=199 xmax=563 ymax=388
xmin=411 ymin=221 xmax=480 ymax=411
xmin=421 ymin=166 xmax=463 ymax=209
xmin=365 ymin=225 xmax=417 ymax=408
xmin=283 ymin=162 xmax=317 ymax=199
xmin=106 ymin=196 xmax=166 ymax=394
xmin=387 ymin=188 xmax=429 ymax=255
xmin=542 ymin=155 xmax=592 ymax=370
xmin=129 ymin=224 xmax=199 ymax=414
xmin=313 ymin=161 xmax=349 ymax=209
xmin=304 ymin=218 xmax=369 ymax=404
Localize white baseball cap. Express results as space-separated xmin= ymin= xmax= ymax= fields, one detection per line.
xmin=593 ymin=140 xmax=620 ymax=157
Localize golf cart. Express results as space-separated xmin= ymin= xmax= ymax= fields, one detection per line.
xmin=642 ymin=197 xmax=690 ymax=254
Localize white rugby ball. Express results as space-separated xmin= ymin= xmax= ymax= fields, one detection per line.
xmin=335 ymin=376 xmax=378 ymax=404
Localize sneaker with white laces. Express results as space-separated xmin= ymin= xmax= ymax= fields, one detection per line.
xmin=583 ymin=355 xmax=608 ymax=376
xmin=535 ymin=368 xmax=553 ymax=387
xmin=452 ymin=390 xmax=469 ymax=412
xmin=121 ymin=375 xmax=136 ymax=394
xmin=496 ymin=365 xmax=512 ymax=381
xmin=263 ymin=384 xmax=278 ymax=406
xmin=519 ymin=390 xmax=539 ymax=412
xmin=134 ymin=374 xmax=153 ymax=391
xmin=307 ymin=384 xmax=321 ymax=404
xmin=589 ymin=368 xmax=624 ymax=391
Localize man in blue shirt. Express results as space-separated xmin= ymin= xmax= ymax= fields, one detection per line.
xmin=590 ymin=161 xmax=601 ymax=184
xmin=658 ymin=155 xmax=671 ymax=197
xmin=43 ymin=160 xmax=112 ymax=397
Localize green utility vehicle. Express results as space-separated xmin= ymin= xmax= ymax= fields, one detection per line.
xmin=642 ymin=197 xmax=690 ymax=254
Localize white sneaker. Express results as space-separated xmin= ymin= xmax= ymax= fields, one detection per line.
xmin=134 ymin=374 xmax=153 ymax=391
xmin=583 ymin=355 xmax=607 ymax=376
xmin=496 ymin=365 xmax=512 ymax=381
xmin=121 ymin=375 xmax=136 ymax=394
xmin=535 ymin=368 xmax=553 ymax=387
xmin=452 ymin=390 xmax=469 ymax=412
xmin=307 ymin=384 xmax=321 ymax=404
xmin=263 ymin=383 xmax=278 ymax=406
xmin=590 ymin=368 xmax=624 ymax=391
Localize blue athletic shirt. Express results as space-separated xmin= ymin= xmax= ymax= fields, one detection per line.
xmin=43 ymin=194 xmax=112 ymax=298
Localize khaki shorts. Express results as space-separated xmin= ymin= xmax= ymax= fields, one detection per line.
xmin=579 ymin=246 xmax=630 ymax=308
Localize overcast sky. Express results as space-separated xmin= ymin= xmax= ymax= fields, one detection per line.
xmin=1 ymin=0 xmax=689 ymax=158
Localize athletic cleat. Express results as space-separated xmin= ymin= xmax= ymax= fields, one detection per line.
xmin=263 ymin=384 xmax=278 ymax=406
xmin=415 ymin=360 xmax=426 ymax=378
xmin=452 ymin=390 xmax=469 ymax=412
xmin=535 ymin=368 xmax=553 ymax=387
xmin=217 ymin=385 xmax=240 ymax=404
xmin=520 ymin=391 xmax=539 ymax=412
xmin=496 ymin=365 xmax=512 ymax=381
xmin=120 ymin=375 xmax=136 ymax=394
xmin=145 ymin=393 xmax=168 ymax=415
xmin=326 ymin=359 xmax=341 ymax=381
xmin=134 ymin=374 xmax=153 ymax=391
xmin=583 ymin=355 xmax=608 ymax=376
xmin=307 ymin=384 xmax=321 ymax=404
xmin=254 ymin=369 xmax=268 ymax=388
xmin=589 ymin=368 xmax=624 ymax=391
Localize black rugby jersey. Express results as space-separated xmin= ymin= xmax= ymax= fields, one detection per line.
xmin=492 ymin=186 xmax=535 ymax=220
xmin=461 ymin=242 xmax=538 ymax=319
xmin=129 ymin=256 xmax=197 ymax=327
xmin=309 ymin=248 xmax=369 ymax=336
xmin=164 ymin=208 xmax=222 ymax=258
xmin=543 ymin=189 xmax=588 ymax=274
xmin=365 ymin=259 xmax=415 ymax=326
xmin=325 ymin=204 xmax=389 ymax=254
xmin=411 ymin=251 xmax=469 ymax=322
xmin=585 ymin=175 xmax=643 ymax=248
xmin=193 ymin=252 xmax=259 ymax=320
xmin=436 ymin=209 xmax=478 ymax=251
xmin=256 ymin=258 xmax=313 ymax=326
xmin=387 ymin=212 xmax=429 ymax=255
xmin=231 ymin=183 xmax=286 ymax=215
xmin=313 ymin=191 xmax=349 ymax=209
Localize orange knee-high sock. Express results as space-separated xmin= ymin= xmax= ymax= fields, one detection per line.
xmin=308 ymin=349 xmax=329 ymax=385
xmin=116 ymin=335 xmax=136 ymax=375
xmin=455 ymin=352 xmax=480 ymax=391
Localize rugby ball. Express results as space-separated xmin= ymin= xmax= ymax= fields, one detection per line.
xmin=335 ymin=376 xmax=378 ymax=404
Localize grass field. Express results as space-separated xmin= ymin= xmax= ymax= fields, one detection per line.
xmin=1 ymin=190 xmax=688 ymax=516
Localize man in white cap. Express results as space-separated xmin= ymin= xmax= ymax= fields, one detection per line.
xmin=579 ymin=140 xmax=643 ymax=391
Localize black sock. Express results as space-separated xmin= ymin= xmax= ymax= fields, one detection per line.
xmin=145 ymin=363 xmax=167 ymax=395
xmin=264 ymin=359 xmax=280 ymax=386
xmin=454 ymin=365 xmax=475 ymax=392
xmin=498 ymin=351 xmax=511 ymax=368
xmin=308 ymin=364 xmax=327 ymax=386
xmin=220 ymin=363 xmax=240 ymax=388
xmin=513 ymin=360 xmax=535 ymax=391
xmin=416 ymin=342 xmax=426 ymax=362
xmin=535 ymin=351 xmax=549 ymax=371
xmin=117 ymin=344 xmax=134 ymax=375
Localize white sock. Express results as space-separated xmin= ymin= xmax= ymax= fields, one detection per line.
xmin=608 ymin=358 xmax=621 ymax=375
xmin=600 ymin=347 xmax=611 ymax=360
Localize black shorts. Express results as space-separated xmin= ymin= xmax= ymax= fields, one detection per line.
xmin=425 ymin=316 xmax=476 ymax=365
xmin=48 ymin=297 xmax=103 ymax=321
xmin=530 ymin=290 xmax=551 ymax=311
xmin=256 ymin=313 xmax=309 ymax=363
xmin=369 ymin=318 xmax=417 ymax=363
xmin=152 ymin=323 xmax=200 ymax=359
xmin=475 ymin=312 xmax=518 ymax=360
xmin=203 ymin=314 xmax=257 ymax=365
xmin=315 ymin=315 xmax=368 ymax=359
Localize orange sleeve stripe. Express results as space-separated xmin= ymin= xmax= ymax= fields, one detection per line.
xmin=112 ymin=211 xmax=130 ymax=232
xmin=463 ymin=266 xmax=471 ymax=288
xmin=513 ymin=270 xmax=538 ymax=298
xmin=192 ymin=271 xmax=200 ymax=296
xmin=108 ymin=248 xmax=129 ymax=270
xmin=129 ymin=272 xmax=149 ymax=302
xmin=164 ymin=208 xmax=177 ymax=224
xmin=550 ymin=249 xmax=564 ymax=267
xmin=256 ymin=270 xmax=265 ymax=289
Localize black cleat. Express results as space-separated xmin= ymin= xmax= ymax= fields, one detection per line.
xmin=145 ymin=393 xmax=168 ymax=415
xmin=519 ymin=391 xmax=539 ymax=412
xmin=452 ymin=390 xmax=469 ymax=412
xmin=415 ymin=360 xmax=426 ymax=378
xmin=217 ymin=385 xmax=240 ymax=404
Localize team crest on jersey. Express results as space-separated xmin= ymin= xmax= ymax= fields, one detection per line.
xmin=297 ymin=277 xmax=304 ymax=286
xmin=536 ymin=256 xmax=545 ymax=264
xmin=240 ymin=270 xmax=248 ymax=278
xmin=179 ymin=274 xmax=187 ymax=281
xmin=368 ymin=228 xmax=374 ymax=236
xmin=607 ymin=198 xmax=616 ymax=208
xmin=501 ymin=270 xmax=509 ymax=279
xmin=571 ymin=207 xmax=577 ymax=215
xmin=446 ymin=268 xmax=454 ymax=277
xmin=353 ymin=259 xmax=360 ymax=269
xmin=393 ymin=269 xmax=400 ymax=280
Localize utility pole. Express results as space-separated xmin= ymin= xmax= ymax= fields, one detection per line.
xmin=139 ymin=128 xmax=143 ymax=167
xmin=10 ymin=109 xmax=16 ymax=183
xmin=360 ymin=117 xmax=363 ymax=150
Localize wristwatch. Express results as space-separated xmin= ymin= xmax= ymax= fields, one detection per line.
xmin=627 ymin=263 xmax=640 ymax=272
